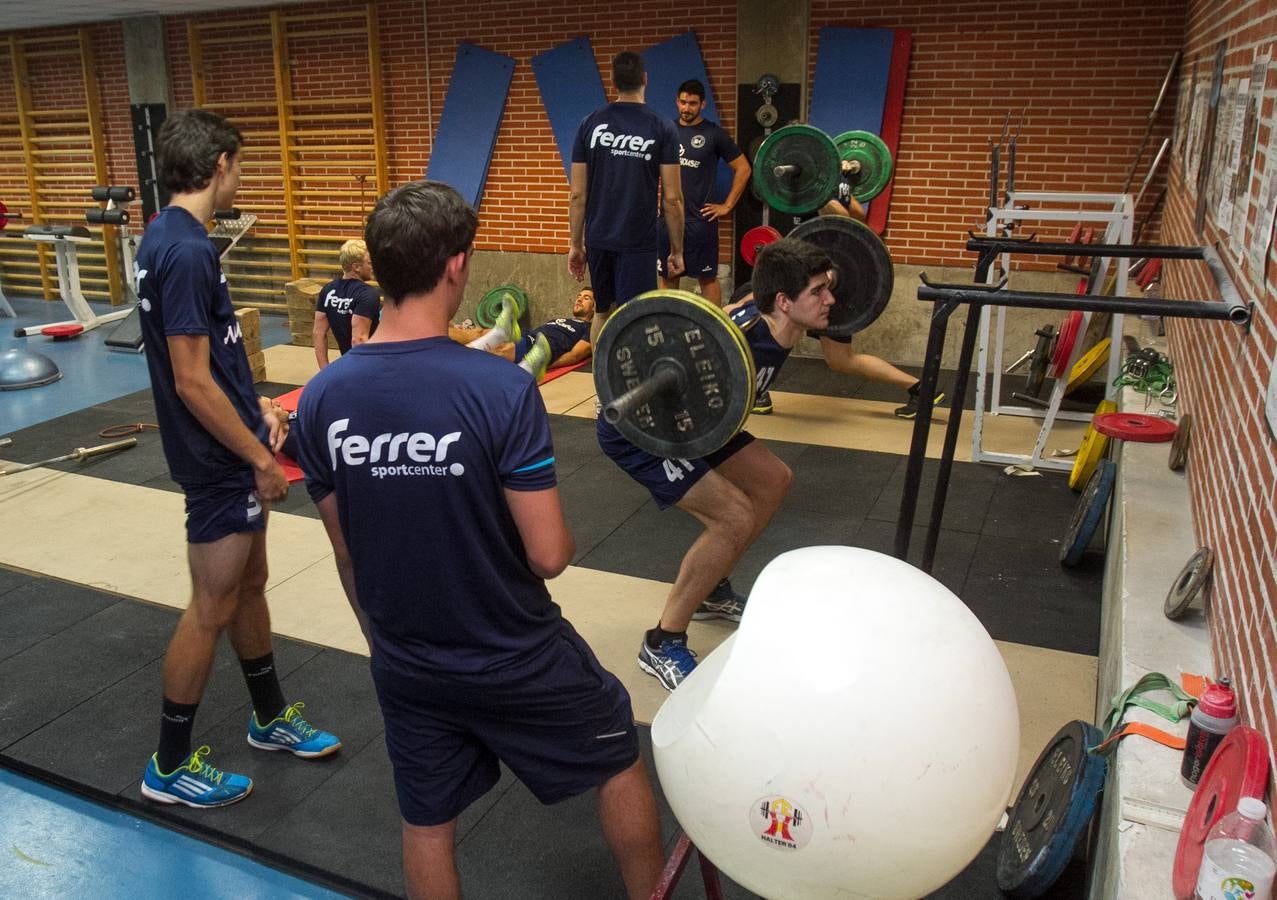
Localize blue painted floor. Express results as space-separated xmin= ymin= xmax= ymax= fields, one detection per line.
xmin=1 ymin=294 xmax=292 ymax=436
xmin=0 ymin=768 xmax=345 ymax=899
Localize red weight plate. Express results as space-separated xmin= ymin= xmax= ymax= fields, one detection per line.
xmin=41 ymin=323 xmax=85 ymax=339
xmin=1051 ymin=311 xmax=1082 ymax=378
xmin=1172 ymin=726 xmax=1271 ymax=899
xmin=1093 ymin=412 xmax=1178 ymax=443
xmin=0 ymin=199 xmax=8 ymax=230
xmin=740 ymin=225 xmax=781 ymax=266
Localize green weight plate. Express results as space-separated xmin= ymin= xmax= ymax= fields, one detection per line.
xmin=594 ymin=289 xmax=755 ymax=459
xmin=789 ymin=215 xmax=894 ymax=338
xmin=753 ymin=124 xmax=842 ymax=215
xmin=833 ymin=130 xmax=894 ymax=202
xmin=475 ymin=284 xmax=528 ymax=328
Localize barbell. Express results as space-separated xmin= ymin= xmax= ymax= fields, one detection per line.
xmin=595 ymin=215 xmax=894 ymax=457
xmin=752 ymin=125 xmax=895 ymax=215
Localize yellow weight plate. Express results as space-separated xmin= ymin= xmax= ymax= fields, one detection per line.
xmin=1069 ymin=399 xmax=1117 ymax=490
xmin=1065 ymin=337 xmax=1111 ymax=395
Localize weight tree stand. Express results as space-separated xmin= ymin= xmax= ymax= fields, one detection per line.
xmin=893 ymin=236 xmax=1250 ymax=574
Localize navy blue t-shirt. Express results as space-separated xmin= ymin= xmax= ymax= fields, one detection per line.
xmin=730 ymin=300 xmax=791 ymax=397
xmin=529 ymin=317 xmax=590 ymax=361
xmin=572 ymin=102 xmax=680 ymax=251
xmin=136 ymin=206 xmax=268 ymax=487
xmin=316 ymin=276 xmax=380 ymax=354
xmin=296 ymin=338 xmax=562 ymax=677
xmin=675 ymin=119 xmax=742 ymax=222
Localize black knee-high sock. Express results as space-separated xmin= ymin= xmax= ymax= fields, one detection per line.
xmin=240 ymin=652 xmax=287 ymax=724
xmin=157 ymin=698 xmax=199 ymax=773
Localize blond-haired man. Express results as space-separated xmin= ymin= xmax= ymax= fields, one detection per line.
xmin=313 ymin=238 xmax=380 ymax=368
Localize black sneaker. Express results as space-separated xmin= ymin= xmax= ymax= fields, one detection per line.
xmin=752 ymin=390 xmax=773 ymax=415
xmin=894 ymin=385 xmax=945 ymax=419
xmin=691 ymin=578 xmax=747 ymax=622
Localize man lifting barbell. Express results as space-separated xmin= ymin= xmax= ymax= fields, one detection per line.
xmin=595 ymin=237 xmax=839 ymax=690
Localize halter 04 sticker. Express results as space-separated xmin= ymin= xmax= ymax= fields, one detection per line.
xmin=749 ymin=795 xmax=813 ymax=850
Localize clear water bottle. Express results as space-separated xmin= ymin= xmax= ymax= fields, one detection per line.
xmin=1194 ymin=797 xmax=1277 ymax=900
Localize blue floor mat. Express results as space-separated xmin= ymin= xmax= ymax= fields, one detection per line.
xmin=1 ymin=295 xmax=292 ymax=436
xmin=0 ymin=767 xmax=342 ymax=899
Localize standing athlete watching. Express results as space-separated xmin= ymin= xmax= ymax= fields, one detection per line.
xmin=137 ymin=109 xmax=340 ymax=810
xmin=296 ymin=181 xmax=665 ymax=899
xmin=313 ymin=238 xmax=380 ymax=369
xmin=569 ymin=51 xmax=684 ymax=347
xmin=657 ymin=78 xmax=751 ymax=305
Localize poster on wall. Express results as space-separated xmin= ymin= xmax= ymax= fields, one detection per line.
xmin=1195 ymin=40 xmax=1229 ymax=234
xmin=1249 ymin=168 xmax=1277 ymax=284
xmin=1216 ymin=79 xmax=1248 ymax=236
xmin=1239 ymin=53 xmax=1272 ymax=273
xmin=1173 ymin=64 xmax=1195 ymax=173
xmin=1185 ymin=84 xmax=1209 ymax=191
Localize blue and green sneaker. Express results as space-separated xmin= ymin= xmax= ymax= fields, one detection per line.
xmin=247 ymin=701 xmax=342 ymax=758
xmin=141 ymin=745 xmax=253 ymax=808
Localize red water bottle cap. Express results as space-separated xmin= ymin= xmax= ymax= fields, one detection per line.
xmin=1198 ymin=677 xmax=1236 ymax=718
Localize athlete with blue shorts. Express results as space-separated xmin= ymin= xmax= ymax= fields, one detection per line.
xmin=598 ymin=237 xmax=835 ymax=690
xmin=296 ymin=181 xmax=665 ymax=899
xmin=657 ymin=78 xmax=752 ymax=305
xmin=136 ymin=109 xmax=340 ymax=810
xmin=569 ymin=51 xmax=684 ymax=348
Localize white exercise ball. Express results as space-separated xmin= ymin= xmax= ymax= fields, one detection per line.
xmin=652 ymin=546 xmax=1019 ymax=899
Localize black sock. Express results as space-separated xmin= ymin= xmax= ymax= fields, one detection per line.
xmin=646 ymin=625 xmax=687 ymax=649
xmin=908 ymin=381 xmax=920 ymax=397
xmin=240 ymin=652 xmax=287 ymax=724
xmin=157 ymin=698 xmax=199 ymax=773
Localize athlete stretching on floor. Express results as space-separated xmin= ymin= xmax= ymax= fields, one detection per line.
xmin=296 ymin=181 xmax=665 ymax=899
xmin=137 ymin=109 xmax=340 ymax=810
xmin=598 ymin=237 xmax=836 ymax=690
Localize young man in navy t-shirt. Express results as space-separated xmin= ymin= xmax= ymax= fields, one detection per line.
xmin=136 ymin=109 xmax=340 ymax=810
xmin=569 ymin=51 xmax=684 ymax=348
xmin=657 ymin=78 xmax=752 ymax=305
xmin=295 ymin=181 xmax=664 ymax=899
xmin=597 ymin=238 xmax=835 ymax=691
xmin=313 ymin=237 xmax=380 ymax=367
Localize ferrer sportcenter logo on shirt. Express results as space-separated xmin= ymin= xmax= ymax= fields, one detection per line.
xmin=590 ymin=124 xmax=656 ymax=160
xmin=327 ymin=419 xmax=466 ymax=479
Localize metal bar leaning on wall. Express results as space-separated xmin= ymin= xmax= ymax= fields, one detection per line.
xmin=894 ymin=242 xmax=1251 ymax=572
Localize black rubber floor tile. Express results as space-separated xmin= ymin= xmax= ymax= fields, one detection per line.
xmin=0 ymin=599 xmax=174 ymax=749
xmin=558 ymin=457 xmax=654 ymax=565
xmin=982 ymin=469 xmax=1080 ymax=542
xmin=925 ymin=830 xmax=1088 ymax=898
xmin=786 ymin=445 xmax=900 ymax=517
xmin=0 ymin=576 xmax=118 ymax=662
xmin=0 ymin=565 xmax=34 ymax=598
xmin=548 ymin=416 xmax=605 ymax=479
xmin=576 ymin=501 xmax=699 ymax=584
xmin=7 ymin=632 xmax=322 ymax=796
xmin=868 ymin=457 xmax=1001 ymax=534
xmin=253 ymin=733 xmax=406 ymax=898
xmin=730 ymin=506 xmax=865 ymax=596
xmin=767 ymin=355 xmax=865 ymax=399
xmin=853 ymin=520 xmax=977 ymax=597
xmin=961 ymin=533 xmax=1103 ymax=655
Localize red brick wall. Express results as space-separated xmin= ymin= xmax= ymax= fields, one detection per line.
xmin=810 ymin=0 xmax=1186 ymax=269
xmin=1162 ymin=1 xmax=1277 ymax=773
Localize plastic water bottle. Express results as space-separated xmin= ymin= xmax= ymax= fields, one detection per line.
xmin=1182 ymin=677 xmax=1238 ymax=787
xmin=1194 ymin=797 xmax=1276 ymax=900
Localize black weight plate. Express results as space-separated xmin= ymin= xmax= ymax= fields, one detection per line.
xmin=997 ymin=720 xmax=1107 ymax=897
xmin=754 ymin=124 xmax=841 ymax=215
xmin=1164 ymin=546 xmax=1214 ymax=619
xmin=1168 ymin=411 xmax=1192 ymax=471
xmin=1059 ymin=459 xmax=1116 ymax=567
xmin=593 ymin=289 xmax=754 ymax=459
xmin=789 ymin=215 xmax=894 ymax=338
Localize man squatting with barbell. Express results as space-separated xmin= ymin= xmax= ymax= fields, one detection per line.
xmin=597 ymin=236 xmax=836 ymax=690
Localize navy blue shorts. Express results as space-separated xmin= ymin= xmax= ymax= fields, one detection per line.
xmin=182 ymin=480 xmax=266 ymax=543
xmin=511 ymin=334 xmax=534 ymax=364
xmin=657 ymin=217 xmax=718 ymax=281
xmin=596 ymin=417 xmax=755 ymax=509
xmin=372 ymin=626 xmax=640 ymax=827
xmin=587 ymin=247 xmax=657 ymax=313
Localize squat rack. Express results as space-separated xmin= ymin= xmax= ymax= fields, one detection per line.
xmin=893 ymin=234 xmax=1250 ymax=574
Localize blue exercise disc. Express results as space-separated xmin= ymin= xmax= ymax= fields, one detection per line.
xmin=0 ymin=348 xmax=62 ymax=391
